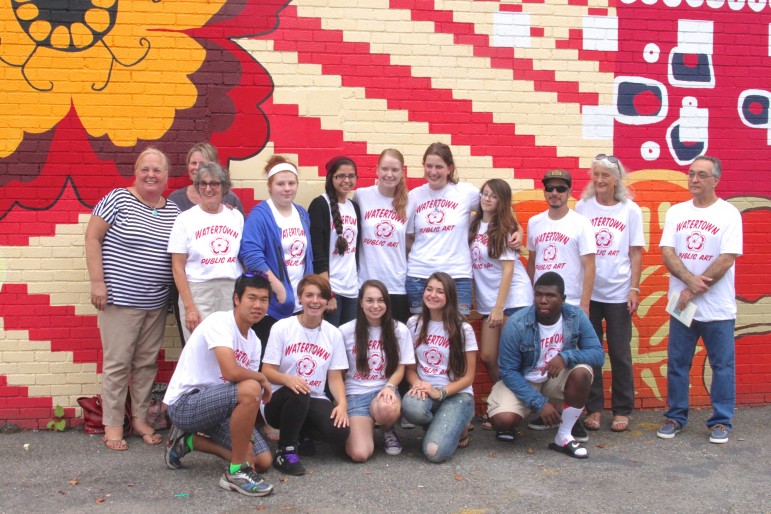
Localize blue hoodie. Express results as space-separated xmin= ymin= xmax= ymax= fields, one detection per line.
xmin=239 ymin=201 xmax=314 ymax=320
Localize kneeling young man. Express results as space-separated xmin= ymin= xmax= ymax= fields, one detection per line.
xmin=488 ymin=272 xmax=605 ymax=458
xmin=163 ymin=274 xmax=275 ymax=496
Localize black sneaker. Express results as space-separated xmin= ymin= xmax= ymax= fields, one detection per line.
xmin=527 ymin=417 xmax=557 ymax=431
xmin=274 ymin=446 xmax=305 ymax=476
xmin=572 ymin=420 xmax=589 ymax=443
xmin=298 ymin=437 xmax=316 ymax=456
xmin=219 ymin=465 xmax=274 ymax=497
xmin=165 ymin=425 xmax=190 ymax=470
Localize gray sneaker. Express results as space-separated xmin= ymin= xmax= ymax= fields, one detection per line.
xmin=219 ymin=465 xmax=274 ymax=497
xmin=165 ymin=425 xmax=190 ymax=470
xmin=656 ymin=419 xmax=681 ymax=439
xmin=709 ymin=424 xmax=729 ymax=444
xmin=383 ymin=429 xmax=402 ymax=455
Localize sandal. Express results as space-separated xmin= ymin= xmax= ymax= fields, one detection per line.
xmin=132 ymin=419 xmax=162 ymax=445
xmin=584 ymin=412 xmax=601 ymax=431
xmin=611 ymin=416 xmax=629 ymax=432
xmin=263 ymin=423 xmax=280 ymax=442
xmin=548 ymin=440 xmax=588 ymax=459
xmin=103 ymin=438 xmax=128 ymax=451
xmin=458 ymin=428 xmax=470 ymax=449
xmin=479 ymin=413 xmax=493 ymax=431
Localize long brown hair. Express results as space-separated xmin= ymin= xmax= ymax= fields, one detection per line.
xmin=468 ymin=179 xmax=519 ymax=259
xmin=354 ymin=280 xmax=399 ymax=377
xmin=378 ymin=149 xmax=408 ymax=220
xmin=325 ymin=156 xmax=357 ymax=255
xmin=414 ymin=272 xmax=467 ymax=378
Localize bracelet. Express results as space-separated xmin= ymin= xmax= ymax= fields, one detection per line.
xmin=630 ymin=287 xmax=640 ymax=293
xmin=438 ymin=386 xmax=447 ymax=402
xmin=384 ymin=383 xmax=397 ymax=391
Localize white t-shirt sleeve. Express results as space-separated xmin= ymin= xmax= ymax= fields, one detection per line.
xmin=396 ymin=322 xmax=416 ymax=365
xmin=720 ymin=205 xmax=743 ymax=255
xmin=462 ymin=322 xmax=478 ymax=352
xmin=167 ymin=214 xmax=189 ymax=253
xmin=328 ymin=326 xmax=349 ymax=371
xmin=577 ymin=215 xmax=597 ymax=256
xmin=628 ymin=202 xmax=646 ymax=247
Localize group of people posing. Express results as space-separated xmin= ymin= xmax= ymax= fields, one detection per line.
xmin=85 ymin=142 xmax=742 ymax=498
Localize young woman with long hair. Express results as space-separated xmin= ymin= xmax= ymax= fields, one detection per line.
xmin=340 ymin=280 xmax=415 ymax=462
xmin=309 ymin=156 xmax=362 ymax=327
xmin=401 ymin=272 xmax=478 ymax=463
xmin=468 ymin=179 xmax=533 ymax=435
xmin=353 ymin=149 xmax=411 ymax=322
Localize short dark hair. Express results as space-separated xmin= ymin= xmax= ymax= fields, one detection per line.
xmin=298 ymin=274 xmax=333 ymax=301
xmin=234 ymin=273 xmax=271 ymax=302
xmin=534 ymin=271 xmax=565 ymax=296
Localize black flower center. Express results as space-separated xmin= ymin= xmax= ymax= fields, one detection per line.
xmin=12 ymin=0 xmax=118 ymax=52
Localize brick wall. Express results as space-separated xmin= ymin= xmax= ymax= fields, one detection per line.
xmin=0 ymin=0 xmax=769 ymax=427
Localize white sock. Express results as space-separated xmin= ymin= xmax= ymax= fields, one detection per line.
xmin=555 ymin=405 xmax=582 ymax=446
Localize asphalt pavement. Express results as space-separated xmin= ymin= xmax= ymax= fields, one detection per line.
xmin=1 ymin=406 xmax=769 ymax=513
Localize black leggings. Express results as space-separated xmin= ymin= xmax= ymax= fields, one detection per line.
xmin=263 ymin=386 xmax=350 ymax=448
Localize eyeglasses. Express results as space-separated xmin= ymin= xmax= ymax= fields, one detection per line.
xmin=480 ymin=191 xmax=498 ymax=200
xmin=595 ymin=154 xmax=620 ymax=165
xmin=333 ymin=173 xmax=357 ymax=181
xmin=544 ymin=184 xmax=569 ymax=193
xmin=198 ymin=181 xmax=222 ymax=190
xmin=687 ymin=171 xmax=714 ymax=180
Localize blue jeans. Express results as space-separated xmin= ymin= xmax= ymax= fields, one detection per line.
xmin=324 ymin=294 xmax=357 ymax=327
xmin=401 ymin=392 xmax=474 ymax=463
xmin=406 ymin=276 xmax=472 ymax=316
xmin=665 ymin=316 xmax=736 ymax=430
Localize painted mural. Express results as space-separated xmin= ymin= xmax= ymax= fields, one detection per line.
xmin=0 ymin=0 xmax=768 ymax=427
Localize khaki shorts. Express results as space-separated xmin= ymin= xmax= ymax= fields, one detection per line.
xmin=487 ymin=364 xmax=594 ymax=418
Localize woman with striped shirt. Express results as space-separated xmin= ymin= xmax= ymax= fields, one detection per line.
xmin=85 ymin=147 xmax=180 ymax=451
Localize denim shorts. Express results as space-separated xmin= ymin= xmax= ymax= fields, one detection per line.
xmin=346 ymin=388 xmax=401 ymax=417
xmin=406 ymin=276 xmax=473 ymax=316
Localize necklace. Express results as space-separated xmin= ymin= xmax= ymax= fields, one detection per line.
xmin=298 ymin=315 xmax=322 ymax=346
xmin=133 ymin=187 xmax=163 ymax=216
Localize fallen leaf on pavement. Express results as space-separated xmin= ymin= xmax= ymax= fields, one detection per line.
xmin=69 ymin=479 xmax=78 ymax=486
xmin=527 ymin=448 xmax=535 ymax=454
xmin=95 ymin=498 xmax=105 ymax=504
xmin=488 ymin=450 xmax=496 ymax=458
xmin=455 ymin=475 xmax=464 ymax=481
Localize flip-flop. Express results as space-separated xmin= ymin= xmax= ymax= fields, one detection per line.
xmin=611 ymin=416 xmax=629 ymax=432
xmin=584 ymin=413 xmax=601 ymax=431
xmin=103 ymin=438 xmax=128 ymax=451
xmin=479 ymin=413 xmax=493 ymax=431
xmin=138 ymin=432 xmax=162 ymax=445
xmin=548 ymin=441 xmax=588 ymax=459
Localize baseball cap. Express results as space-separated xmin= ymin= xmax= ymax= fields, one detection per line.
xmin=541 ymin=169 xmax=572 ymax=187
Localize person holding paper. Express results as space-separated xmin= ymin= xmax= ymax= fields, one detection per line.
xmin=657 ymin=156 xmax=743 ymax=444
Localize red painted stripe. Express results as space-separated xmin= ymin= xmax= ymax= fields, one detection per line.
xmin=264 ymin=6 xmax=578 ymax=177
xmin=390 ymin=0 xmax=601 ymax=106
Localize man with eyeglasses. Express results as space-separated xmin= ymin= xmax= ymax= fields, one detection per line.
xmin=657 ymin=156 xmax=743 ymax=444
xmin=526 ymin=169 xmax=597 ymax=315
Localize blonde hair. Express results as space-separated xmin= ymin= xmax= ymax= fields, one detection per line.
xmin=378 ymin=148 xmax=408 ymax=220
xmin=134 ymin=147 xmax=169 ymax=173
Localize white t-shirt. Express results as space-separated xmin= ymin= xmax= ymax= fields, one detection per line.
xmin=526 ymin=209 xmax=597 ymax=305
xmin=575 ymin=198 xmax=646 ymax=303
xmin=524 ymin=317 xmax=564 ymax=384
xmin=340 ymin=320 xmax=415 ymax=395
xmin=471 ymin=221 xmax=534 ymax=314
xmin=407 ymin=316 xmax=478 ymax=396
xmin=353 ymin=186 xmax=408 ymax=294
xmin=407 ymin=182 xmax=479 ymax=279
xmin=659 ymin=198 xmax=743 ymax=321
xmin=269 ymin=199 xmax=308 ymax=312
xmin=164 ymin=310 xmax=260 ymax=406
xmin=167 ymin=205 xmax=244 ymax=282
xmin=323 ymin=194 xmax=359 ymax=297
xmin=262 ymin=316 xmax=348 ymax=399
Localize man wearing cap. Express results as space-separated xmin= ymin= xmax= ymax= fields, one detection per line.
xmin=526 ymin=170 xmax=597 ymax=315
xmin=656 ymin=156 xmax=742 ymax=444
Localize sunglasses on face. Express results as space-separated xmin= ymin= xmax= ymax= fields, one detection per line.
xmin=544 ymin=184 xmax=569 ymax=193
